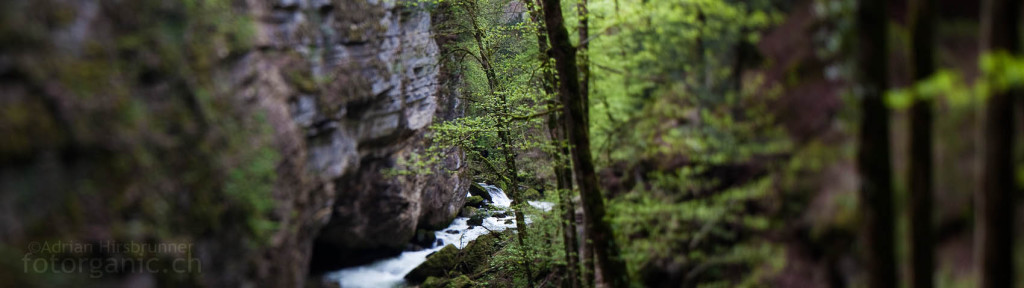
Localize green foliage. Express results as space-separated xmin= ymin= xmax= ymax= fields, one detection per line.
xmin=608 ymin=175 xmax=785 ymax=286
xmin=580 ymin=0 xmax=785 ymax=166
xmin=886 ymin=51 xmax=1024 ymax=109
xmin=399 ymin=0 xmax=557 ymax=194
xmin=411 ymin=0 xmax=896 ymax=286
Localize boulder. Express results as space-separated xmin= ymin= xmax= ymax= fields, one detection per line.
xmin=422 ymin=275 xmax=473 ymax=288
xmin=405 ymin=233 xmax=505 ymax=283
xmin=450 ymin=275 xmax=473 ymax=288
xmin=469 ymin=182 xmax=493 ymax=202
xmin=458 ymin=233 xmax=503 ymax=274
xmin=405 ymin=245 xmax=460 ymax=283
xmin=460 ymin=206 xmax=477 ymax=217
xmin=411 ymin=229 xmax=437 ymax=249
xmin=465 ymin=196 xmax=485 ymax=208
xmin=422 ymin=277 xmax=447 ymax=288
xmin=467 ymin=214 xmax=486 ymax=226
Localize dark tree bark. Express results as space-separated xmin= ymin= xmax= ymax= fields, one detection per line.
xmin=523 ymin=0 xmax=582 ymax=286
xmin=908 ymin=0 xmax=935 ymax=287
xmin=977 ymin=0 xmax=1020 ymax=287
xmin=576 ymin=2 xmax=596 ymax=286
xmin=578 ymin=0 xmax=590 ymax=126
xmin=856 ymin=0 xmax=897 ymax=287
xmin=540 ymin=0 xmax=630 ymax=286
xmin=582 ymin=238 xmax=595 ymax=288
xmin=550 ymin=107 xmax=582 ymax=288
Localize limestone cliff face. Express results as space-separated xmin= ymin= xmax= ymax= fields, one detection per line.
xmin=0 ymin=0 xmax=464 ymax=286
xmin=257 ymin=0 xmax=470 ymax=270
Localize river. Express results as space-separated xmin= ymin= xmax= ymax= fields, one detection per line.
xmin=324 ymin=183 xmax=551 ymax=288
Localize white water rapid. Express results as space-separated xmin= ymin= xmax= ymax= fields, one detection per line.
xmin=325 ymin=183 xmax=544 ymax=288
xmin=479 ymin=183 xmax=512 ymax=207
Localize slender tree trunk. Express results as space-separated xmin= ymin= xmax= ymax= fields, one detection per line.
xmin=978 ymin=0 xmax=1020 ymax=287
xmin=467 ymin=5 xmax=534 ymax=286
xmin=540 ymin=0 xmax=630 ymax=286
xmin=908 ymin=0 xmax=935 ymax=287
xmin=559 ymin=149 xmax=582 ymax=288
xmin=550 ymin=107 xmax=582 ymax=288
xmin=575 ymin=3 xmax=597 ymax=286
xmin=524 ymin=0 xmax=582 ymax=286
xmin=856 ymin=0 xmax=897 ymax=287
xmin=500 ymin=127 xmax=533 ymax=288
xmin=578 ymin=0 xmax=590 ymax=126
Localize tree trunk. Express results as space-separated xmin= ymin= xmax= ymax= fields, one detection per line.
xmin=550 ymin=108 xmax=582 ymax=288
xmin=540 ymin=0 xmax=630 ymax=286
xmin=856 ymin=0 xmax=897 ymax=287
xmin=977 ymin=0 xmax=1020 ymax=287
xmin=908 ymin=0 xmax=935 ymax=287
xmin=575 ymin=3 xmax=596 ymax=286
xmin=467 ymin=5 xmax=534 ymax=286
xmin=582 ymin=228 xmax=595 ymax=288
xmin=578 ymin=0 xmax=590 ymax=126
xmin=524 ymin=0 xmax=582 ymax=286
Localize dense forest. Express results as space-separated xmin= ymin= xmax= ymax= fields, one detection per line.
xmin=0 ymin=0 xmax=1022 ymax=287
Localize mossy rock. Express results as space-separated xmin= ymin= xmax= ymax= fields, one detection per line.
xmin=467 ymin=214 xmax=485 ymax=226
xmin=468 ymin=183 xmax=491 ymax=202
xmin=449 ymin=275 xmax=473 ymax=288
xmin=405 ymin=232 xmax=507 ymax=284
xmin=406 ymin=245 xmax=460 ymax=283
xmin=421 ymin=275 xmax=473 ymax=288
xmin=465 ymin=196 xmax=485 ymax=208
xmin=459 ymin=233 xmax=503 ymax=274
xmin=460 ymin=206 xmax=477 ymax=217
xmin=422 ymin=276 xmax=448 ymax=288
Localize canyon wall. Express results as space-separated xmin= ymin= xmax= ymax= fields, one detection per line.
xmin=0 ymin=0 xmax=465 ymax=286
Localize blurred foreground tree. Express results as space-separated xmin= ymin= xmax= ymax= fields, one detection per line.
xmin=977 ymin=0 xmax=1020 ymax=287
xmin=856 ymin=0 xmax=897 ymax=287
xmin=908 ymin=0 xmax=936 ymax=287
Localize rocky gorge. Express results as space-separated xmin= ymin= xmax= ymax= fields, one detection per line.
xmin=0 ymin=0 xmax=467 ymax=287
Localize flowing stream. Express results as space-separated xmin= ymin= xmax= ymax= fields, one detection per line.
xmin=325 ymin=183 xmax=551 ymax=288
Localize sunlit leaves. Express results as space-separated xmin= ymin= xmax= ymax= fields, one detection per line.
xmin=582 ymin=0 xmax=784 ymax=166
xmin=885 ymin=51 xmax=1024 ymax=110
